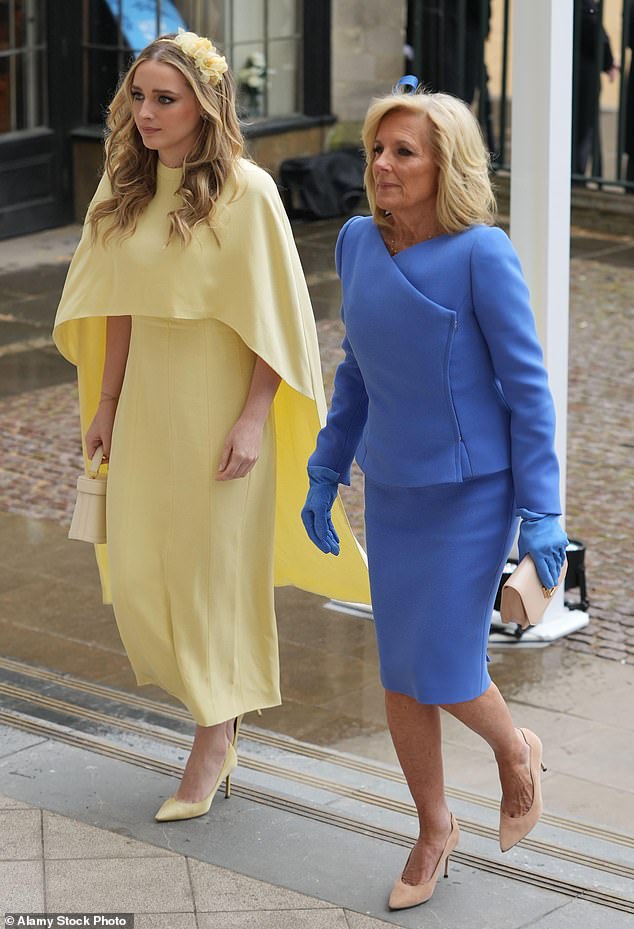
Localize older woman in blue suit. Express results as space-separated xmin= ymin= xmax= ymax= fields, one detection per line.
xmin=302 ymin=89 xmax=568 ymax=911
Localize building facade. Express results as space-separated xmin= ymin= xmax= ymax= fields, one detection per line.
xmin=0 ymin=0 xmax=340 ymax=239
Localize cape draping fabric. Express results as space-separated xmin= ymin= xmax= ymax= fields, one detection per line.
xmin=53 ymin=158 xmax=370 ymax=607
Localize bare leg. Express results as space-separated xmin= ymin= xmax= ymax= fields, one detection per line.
xmin=441 ymin=682 xmax=532 ymax=818
xmin=175 ymin=722 xmax=230 ymax=802
xmin=385 ymin=690 xmax=452 ymax=884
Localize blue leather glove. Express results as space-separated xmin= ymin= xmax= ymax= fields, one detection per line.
xmin=517 ymin=509 xmax=568 ymax=589
xmin=301 ymin=466 xmax=341 ymax=555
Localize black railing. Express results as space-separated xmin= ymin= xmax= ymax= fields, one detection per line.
xmin=407 ymin=0 xmax=634 ymax=193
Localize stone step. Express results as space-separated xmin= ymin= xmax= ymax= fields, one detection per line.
xmin=0 ymin=654 xmax=632 ymax=913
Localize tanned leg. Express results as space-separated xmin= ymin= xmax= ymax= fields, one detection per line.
xmin=385 ymin=690 xmax=453 ymax=884
xmin=441 ymin=682 xmax=533 ymax=818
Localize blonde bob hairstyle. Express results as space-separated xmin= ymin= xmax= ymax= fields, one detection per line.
xmin=89 ymin=34 xmax=243 ymax=245
xmin=362 ymin=90 xmax=496 ymax=237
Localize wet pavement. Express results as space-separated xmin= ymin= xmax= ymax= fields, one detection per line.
xmin=0 ymin=197 xmax=633 ymax=923
xmin=1 ymin=207 xmax=633 ymax=662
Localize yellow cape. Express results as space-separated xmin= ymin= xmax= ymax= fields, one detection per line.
xmin=53 ymin=158 xmax=370 ymax=607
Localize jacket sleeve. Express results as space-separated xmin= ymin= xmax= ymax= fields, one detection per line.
xmin=308 ymin=219 xmax=369 ymax=484
xmin=470 ymin=227 xmax=561 ymax=514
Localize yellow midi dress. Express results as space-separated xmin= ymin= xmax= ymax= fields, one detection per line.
xmin=54 ymin=159 xmax=370 ymax=726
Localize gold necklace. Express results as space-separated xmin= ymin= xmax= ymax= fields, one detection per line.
xmin=387 ymin=230 xmax=437 ymax=256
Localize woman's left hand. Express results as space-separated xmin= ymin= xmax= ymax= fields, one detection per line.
xmin=216 ymin=417 xmax=263 ymax=481
xmin=518 ymin=512 xmax=568 ymax=589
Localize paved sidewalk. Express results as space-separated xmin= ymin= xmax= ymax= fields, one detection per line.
xmin=1 ymin=658 xmax=633 ymax=929
xmin=0 ymin=795 xmax=393 ymax=929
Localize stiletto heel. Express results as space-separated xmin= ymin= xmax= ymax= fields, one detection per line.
xmin=232 ymin=714 xmax=244 ymax=749
xmin=155 ymin=743 xmax=237 ymax=822
xmin=499 ymin=728 xmax=545 ymax=852
xmin=388 ymin=814 xmax=460 ymax=911
xmin=223 ymin=714 xmax=244 ymax=800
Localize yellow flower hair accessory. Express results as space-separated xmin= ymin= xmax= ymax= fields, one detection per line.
xmin=171 ymin=29 xmax=228 ymax=86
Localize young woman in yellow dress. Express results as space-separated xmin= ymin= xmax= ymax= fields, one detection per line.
xmin=54 ymin=31 xmax=369 ymax=822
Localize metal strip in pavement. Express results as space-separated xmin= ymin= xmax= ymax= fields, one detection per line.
xmin=0 ymin=706 xmax=632 ymax=915
xmin=0 ymin=654 xmax=630 ymax=850
xmin=1 ymin=678 xmax=633 ymax=885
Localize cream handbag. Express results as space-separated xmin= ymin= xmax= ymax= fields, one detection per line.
xmin=68 ymin=445 xmax=107 ymax=544
xmin=500 ymin=555 xmax=567 ymax=630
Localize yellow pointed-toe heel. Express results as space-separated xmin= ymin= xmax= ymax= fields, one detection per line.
xmin=155 ymin=742 xmax=237 ymax=822
xmin=499 ymin=728 xmax=546 ymax=852
xmin=388 ymin=814 xmax=460 ymax=911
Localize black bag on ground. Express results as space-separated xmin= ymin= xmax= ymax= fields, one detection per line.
xmin=279 ymin=148 xmax=365 ymax=219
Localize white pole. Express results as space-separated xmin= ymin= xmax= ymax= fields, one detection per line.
xmin=502 ymin=0 xmax=588 ymax=641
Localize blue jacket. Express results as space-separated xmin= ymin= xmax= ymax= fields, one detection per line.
xmin=310 ymin=216 xmax=561 ymax=514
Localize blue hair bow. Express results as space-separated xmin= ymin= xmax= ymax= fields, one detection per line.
xmin=394 ymin=74 xmax=419 ymax=94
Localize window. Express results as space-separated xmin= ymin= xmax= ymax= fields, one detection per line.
xmin=0 ymin=0 xmax=47 ymax=134
xmin=82 ymin=0 xmax=188 ymax=124
xmin=81 ymin=0 xmax=302 ymax=125
xmin=230 ymin=0 xmax=302 ymax=118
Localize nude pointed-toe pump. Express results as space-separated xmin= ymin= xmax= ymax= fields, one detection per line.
xmin=155 ymin=742 xmax=237 ymax=822
xmin=499 ymin=728 xmax=546 ymax=852
xmin=388 ymin=814 xmax=460 ymax=911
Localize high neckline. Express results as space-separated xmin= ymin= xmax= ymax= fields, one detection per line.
xmin=157 ymin=159 xmax=183 ymax=177
xmin=156 ymin=159 xmax=183 ymax=197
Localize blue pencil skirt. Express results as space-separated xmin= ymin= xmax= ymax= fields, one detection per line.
xmin=364 ymin=469 xmax=517 ymax=704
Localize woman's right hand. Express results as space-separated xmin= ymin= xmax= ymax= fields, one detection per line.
xmin=301 ymin=465 xmax=341 ymax=555
xmin=85 ymin=398 xmax=118 ymax=459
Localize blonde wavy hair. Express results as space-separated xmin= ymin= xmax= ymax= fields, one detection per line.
xmin=89 ymin=34 xmax=244 ymax=245
xmin=362 ymin=90 xmax=496 ymax=237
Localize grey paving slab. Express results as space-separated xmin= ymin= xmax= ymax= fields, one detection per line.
xmin=43 ymin=810 xmax=178 ymax=859
xmin=0 ymin=860 xmax=45 ymax=912
xmin=497 ymin=651 xmax=634 ymax=717
xmin=45 ymin=857 xmax=194 ymax=913
xmin=543 ymin=723 xmax=634 ymax=794
xmin=188 ymin=858 xmax=335 ymax=911
xmin=344 ymin=913 xmax=404 ymax=929
xmin=542 ymin=772 xmax=634 ymax=834
xmin=524 ymin=898 xmax=634 ymax=929
xmin=134 ymin=917 xmax=197 ymax=929
xmin=0 ymin=737 xmax=171 ymax=828
xmin=0 ymin=723 xmax=47 ymax=760
xmin=0 ymin=792 xmax=34 ymax=810
xmin=196 ymin=910 xmax=350 ymax=928
xmin=372 ymin=863 xmax=570 ymax=929
xmin=0 ymin=809 xmax=42 ymax=860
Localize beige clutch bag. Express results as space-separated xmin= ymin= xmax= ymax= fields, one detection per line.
xmin=500 ymin=555 xmax=567 ymax=630
xmin=68 ymin=445 xmax=107 ymax=544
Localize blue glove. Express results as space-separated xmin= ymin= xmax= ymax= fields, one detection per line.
xmin=301 ymin=466 xmax=341 ymax=555
xmin=517 ymin=509 xmax=568 ymax=589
